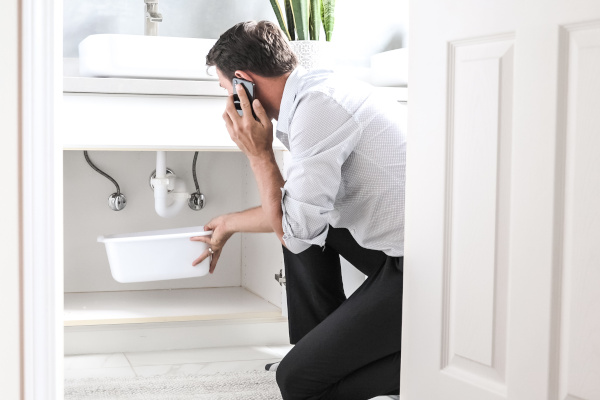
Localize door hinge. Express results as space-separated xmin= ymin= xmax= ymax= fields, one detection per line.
xmin=275 ymin=269 xmax=286 ymax=286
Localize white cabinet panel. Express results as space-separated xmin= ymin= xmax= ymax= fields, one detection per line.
xmin=62 ymin=93 xmax=286 ymax=151
xmin=241 ymin=152 xmax=286 ymax=309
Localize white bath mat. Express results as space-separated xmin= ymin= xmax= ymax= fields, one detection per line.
xmin=64 ymin=370 xmax=282 ymax=400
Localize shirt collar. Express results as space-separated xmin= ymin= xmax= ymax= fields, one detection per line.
xmin=277 ymin=66 xmax=307 ymax=135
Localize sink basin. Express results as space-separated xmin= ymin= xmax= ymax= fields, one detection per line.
xmin=78 ymin=34 xmax=218 ymax=80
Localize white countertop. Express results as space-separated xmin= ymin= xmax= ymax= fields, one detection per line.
xmin=63 ymin=57 xmax=226 ymax=97
xmin=63 ymin=76 xmax=228 ymax=97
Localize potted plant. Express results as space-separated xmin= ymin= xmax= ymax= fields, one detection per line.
xmin=269 ymin=0 xmax=336 ymax=69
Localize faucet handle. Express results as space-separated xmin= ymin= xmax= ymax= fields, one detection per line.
xmin=147 ymin=12 xmax=163 ymax=22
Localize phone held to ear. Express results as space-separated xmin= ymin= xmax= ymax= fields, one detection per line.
xmin=232 ymin=78 xmax=258 ymax=120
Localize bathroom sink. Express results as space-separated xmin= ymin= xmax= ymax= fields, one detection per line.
xmin=78 ymin=34 xmax=218 ymax=80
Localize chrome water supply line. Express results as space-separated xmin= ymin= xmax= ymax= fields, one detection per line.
xmin=189 ymin=151 xmax=206 ymax=211
xmin=83 ymin=151 xmax=127 ymax=211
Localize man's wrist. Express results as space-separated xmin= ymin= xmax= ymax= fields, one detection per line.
xmin=248 ymin=150 xmax=276 ymax=168
xmin=222 ymin=213 xmax=238 ymax=235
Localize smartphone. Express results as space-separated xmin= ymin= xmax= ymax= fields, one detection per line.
xmin=232 ymin=77 xmax=257 ymax=120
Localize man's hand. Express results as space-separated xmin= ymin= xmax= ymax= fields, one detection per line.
xmin=190 ymin=214 xmax=235 ymax=274
xmin=223 ymin=84 xmax=273 ymax=160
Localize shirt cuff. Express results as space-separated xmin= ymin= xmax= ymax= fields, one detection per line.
xmin=280 ymin=187 xmax=329 ymax=254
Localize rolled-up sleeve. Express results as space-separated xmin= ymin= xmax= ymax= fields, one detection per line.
xmin=280 ymin=91 xmax=361 ymax=253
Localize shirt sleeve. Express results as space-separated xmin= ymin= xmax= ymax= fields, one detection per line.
xmin=281 ymin=90 xmax=362 ymax=254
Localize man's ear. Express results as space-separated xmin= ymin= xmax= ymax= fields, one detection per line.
xmin=234 ymin=70 xmax=253 ymax=82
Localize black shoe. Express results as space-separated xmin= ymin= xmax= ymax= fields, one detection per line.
xmin=265 ymin=361 xmax=280 ymax=371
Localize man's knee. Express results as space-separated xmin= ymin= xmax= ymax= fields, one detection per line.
xmin=276 ymin=356 xmax=294 ymax=399
xmin=276 ymin=354 xmax=310 ymax=400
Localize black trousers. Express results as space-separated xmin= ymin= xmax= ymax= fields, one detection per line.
xmin=276 ymin=226 xmax=403 ymax=400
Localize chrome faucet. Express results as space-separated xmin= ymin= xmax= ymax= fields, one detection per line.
xmin=144 ymin=0 xmax=163 ymax=36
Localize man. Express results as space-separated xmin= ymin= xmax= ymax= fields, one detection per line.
xmin=190 ymin=20 xmax=405 ymax=400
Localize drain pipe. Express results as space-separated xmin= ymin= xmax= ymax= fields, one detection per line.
xmin=151 ymin=151 xmax=189 ymax=218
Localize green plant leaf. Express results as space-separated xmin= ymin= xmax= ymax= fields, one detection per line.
xmin=268 ymin=0 xmax=291 ymax=40
xmin=309 ymin=0 xmax=321 ymax=41
xmin=285 ymin=0 xmax=296 ymax=40
xmin=320 ymin=0 xmax=325 ymax=30
xmin=291 ymin=0 xmax=310 ymax=40
xmin=322 ymin=0 xmax=335 ymax=41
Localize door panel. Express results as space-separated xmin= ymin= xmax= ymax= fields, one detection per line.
xmin=439 ymin=35 xmax=514 ymax=396
xmin=403 ymin=1 xmax=600 ymax=399
xmin=403 ymin=1 xmax=516 ymax=399
xmin=444 ymin=35 xmax=513 ymax=372
xmin=557 ymin=21 xmax=600 ymax=400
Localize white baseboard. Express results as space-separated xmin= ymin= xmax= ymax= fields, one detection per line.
xmin=65 ymin=317 xmax=289 ymax=355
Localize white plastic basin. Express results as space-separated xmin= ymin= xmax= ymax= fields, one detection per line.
xmin=79 ymin=34 xmax=218 ymax=80
xmin=98 ymin=226 xmax=213 ymax=283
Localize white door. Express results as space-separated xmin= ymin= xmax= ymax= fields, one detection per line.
xmin=402 ymin=0 xmax=600 ymax=399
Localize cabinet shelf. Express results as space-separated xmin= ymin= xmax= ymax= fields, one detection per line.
xmin=64 ymin=287 xmax=289 ymax=355
xmin=64 ymin=287 xmax=283 ymax=327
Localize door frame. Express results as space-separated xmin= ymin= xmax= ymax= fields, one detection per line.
xmin=21 ymin=0 xmax=63 ymax=398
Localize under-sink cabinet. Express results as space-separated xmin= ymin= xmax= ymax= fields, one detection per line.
xmin=62 ymin=79 xmax=290 ymax=355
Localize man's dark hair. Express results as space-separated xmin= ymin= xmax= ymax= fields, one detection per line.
xmin=206 ymin=20 xmax=298 ymax=81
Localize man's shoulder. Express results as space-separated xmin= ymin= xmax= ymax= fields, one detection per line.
xmin=298 ymin=69 xmax=369 ymax=95
xmin=295 ymin=70 xmax=372 ymax=114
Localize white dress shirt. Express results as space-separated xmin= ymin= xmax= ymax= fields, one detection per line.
xmin=277 ymin=66 xmax=406 ymax=257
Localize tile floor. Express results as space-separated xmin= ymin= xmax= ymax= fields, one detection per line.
xmin=64 ymin=345 xmax=396 ymax=399
xmin=64 ymin=344 xmax=293 ymax=380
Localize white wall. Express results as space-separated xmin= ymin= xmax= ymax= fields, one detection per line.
xmin=334 ymin=0 xmax=408 ymax=67
xmin=64 ymin=150 xmax=251 ymax=292
xmin=63 ymin=0 xmax=274 ymax=57
xmin=62 ymin=0 xmax=408 ymax=68
xmin=0 ymin=0 xmax=22 ymax=396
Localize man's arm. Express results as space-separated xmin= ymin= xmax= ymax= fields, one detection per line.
xmin=223 ymin=83 xmax=286 ymax=246
xmin=225 ymin=205 xmax=274 ymax=233
xmin=248 ymin=155 xmax=285 ymax=245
